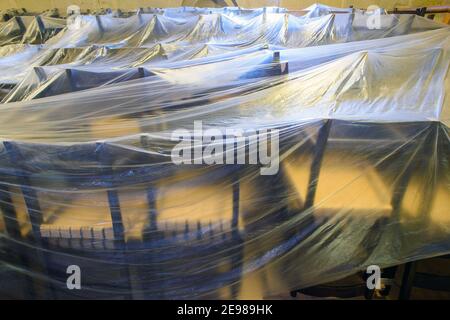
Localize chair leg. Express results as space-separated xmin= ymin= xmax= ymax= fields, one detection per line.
xmin=399 ymin=261 xmax=417 ymax=300
xmin=364 ymin=289 xmax=375 ymax=300
xmin=378 ymin=266 xmax=398 ymax=297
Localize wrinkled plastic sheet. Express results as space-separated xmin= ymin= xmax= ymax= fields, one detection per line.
xmin=0 ymin=16 xmax=65 ymax=46
xmin=0 ymin=5 xmax=449 ymax=299
xmin=0 ymin=8 xmax=444 ymax=87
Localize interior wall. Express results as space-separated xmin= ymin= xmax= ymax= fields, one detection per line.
xmin=0 ymin=0 xmax=448 ymax=12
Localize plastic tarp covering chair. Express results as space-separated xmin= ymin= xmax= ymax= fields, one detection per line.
xmin=0 ymin=4 xmax=449 ymax=299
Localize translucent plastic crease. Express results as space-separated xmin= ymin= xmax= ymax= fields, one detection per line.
xmin=0 ymin=4 xmax=449 ymax=299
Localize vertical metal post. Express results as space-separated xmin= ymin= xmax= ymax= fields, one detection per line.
xmin=399 ymin=261 xmax=417 ymax=299
xmin=0 ymin=185 xmax=21 ymax=239
xmin=137 ymin=67 xmax=146 ymax=78
xmin=35 ymin=16 xmax=46 ymax=36
xmin=387 ymin=122 xmax=439 ymax=300
xmin=2 ymin=141 xmax=55 ymax=298
xmin=303 ymin=120 xmax=332 ymax=210
xmin=140 ymin=135 xmax=158 ymax=234
xmin=65 ymin=69 xmax=76 ymax=92
xmin=95 ymin=142 xmax=135 ymax=298
xmin=416 ymin=7 xmax=427 ymax=17
xmin=96 ymin=143 xmax=125 ymax=242
xmin=0 ymin=184 xmax=36 ymax=298
xmin=95 ymin=15 xmax=104 ymax=34
xmin=14 ymin=16 xmax=26 ymax=34
xmin=3 ymin=142 xmax=43 ymax=239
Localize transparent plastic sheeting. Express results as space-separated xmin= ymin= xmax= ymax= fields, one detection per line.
xmin=0 ymin=16 xmax=66 ymax=46
xmin=0 ymin=6 xmax=445 ymax=88
xmin=0 ymin=5 xmax=449 ymax=299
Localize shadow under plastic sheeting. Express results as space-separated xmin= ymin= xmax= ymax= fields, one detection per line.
xmin=0 ymin=4 xmax=449 ymax=299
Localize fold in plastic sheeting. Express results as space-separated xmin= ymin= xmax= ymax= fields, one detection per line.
xmin=0 ymin=16 xmax=66 ymax=46
xmin=0 ymin=5 xmax=449 ymax=299
xmin=0 ymin=8 xmax=444 ymax=87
